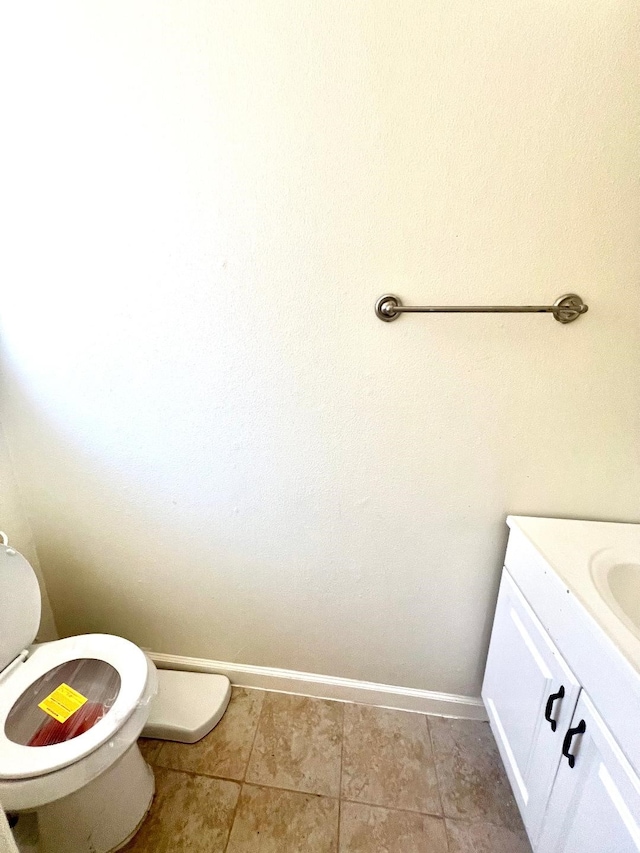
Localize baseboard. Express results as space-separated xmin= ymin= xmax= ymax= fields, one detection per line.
xmin=146 ymin=651 xmax=488 ymax=720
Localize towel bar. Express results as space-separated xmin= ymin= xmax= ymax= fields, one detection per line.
xmin=375 ymin=293 xmax=588 ymax=324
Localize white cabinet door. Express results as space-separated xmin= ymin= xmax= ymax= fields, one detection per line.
xmin=537 ymin=692 xmax=640 ymax=853
xmin=482 ymin=569 xmax=581 ymax=843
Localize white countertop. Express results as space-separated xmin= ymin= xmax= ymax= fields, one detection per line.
xmin=507 ymin=515 xmax=640 ymax=677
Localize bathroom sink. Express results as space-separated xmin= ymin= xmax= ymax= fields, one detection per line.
xmin=505 ymin=517 xmax=640 ymax=678
xmin=590 ymin=548 xmax=640 ymax=640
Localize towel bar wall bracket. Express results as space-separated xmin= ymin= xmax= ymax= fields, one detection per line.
xmin=374 ymin=293 xmax=588 ymax=324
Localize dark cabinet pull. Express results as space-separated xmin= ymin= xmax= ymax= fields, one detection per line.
xmin=544 ymin=685 xmax=565 ymax=732
xmin=562 ymin=719 xmax=586 ymax=768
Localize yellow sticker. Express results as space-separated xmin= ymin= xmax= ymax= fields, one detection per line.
xmin=38 ymin=683 xmax=88 ymax=724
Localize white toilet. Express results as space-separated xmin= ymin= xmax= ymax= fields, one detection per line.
xmin=0 ymin=537 xmax=157 ymax=853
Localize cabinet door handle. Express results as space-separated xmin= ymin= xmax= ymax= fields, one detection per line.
xmin=544 ymin=685 xmax=565 ymax=732
xmin=562 ymin=719 xmax=586 ymax=768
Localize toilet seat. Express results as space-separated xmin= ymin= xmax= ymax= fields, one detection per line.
xmin=0 ymin=634 xmax=150 ymax=780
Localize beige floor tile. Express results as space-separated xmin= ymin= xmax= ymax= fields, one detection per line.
xmin=246 ymin=693 xmax=343 ymax=797
xmin=226 ymin=784 xmax=339 ymax=852
xmin=156 ymin=687 xmax=263 ymax=780
xmin=340 ymin=802 xmax=448 ymax=853
xmin=120 ymin=768 xmax=240 ymax=853
xmin=341 ymin=704 xmax=441 ymax=815
xmin=428 ymin=716 xmax=522 ymax=828
xmin=446 ymin=818 xmax=533 ymax=853
xmin=138 ymin=738 xmax=164 ymax=765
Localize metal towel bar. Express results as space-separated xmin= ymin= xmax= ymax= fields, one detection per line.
xmin=375 ymin=293 xmax=588 ymax=324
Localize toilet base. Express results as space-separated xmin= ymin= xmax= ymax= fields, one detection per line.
xmin=35 ymin=744 xmax=154 ymax=853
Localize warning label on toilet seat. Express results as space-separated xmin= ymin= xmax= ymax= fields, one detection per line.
xmin=38 ymin=683 xmax=88 ymax=723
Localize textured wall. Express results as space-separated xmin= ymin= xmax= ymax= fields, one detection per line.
xmin=0 ymin=1 xmax=638 ymax=696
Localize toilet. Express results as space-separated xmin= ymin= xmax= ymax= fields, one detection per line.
xmin=0 ymin=536 xmax=157 ymax=853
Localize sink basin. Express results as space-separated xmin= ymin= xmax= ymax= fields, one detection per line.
xmin=606 ymin=562 xmax=640 ymax=627
xmin=591 ymin=548 xmax=640 ymax=640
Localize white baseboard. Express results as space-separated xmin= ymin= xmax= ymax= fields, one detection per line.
xmin=146 ymin=651 xmax=488 ymax=720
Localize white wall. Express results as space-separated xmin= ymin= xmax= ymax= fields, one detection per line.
xmin=0 ymin=0 xmax=638 ymax=697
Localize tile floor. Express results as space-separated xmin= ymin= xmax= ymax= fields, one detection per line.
xmin=124 ymin=689 xmax=533 ymax=852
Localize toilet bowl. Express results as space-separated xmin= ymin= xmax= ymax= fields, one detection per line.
xmin=0 ymin=537 xmax=157 ymax=853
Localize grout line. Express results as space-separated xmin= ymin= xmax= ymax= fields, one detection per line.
xmin=241 ymin=780 xmax=339 ymax=800
xmin=442 ymin=816 xmax=452 ymax=853
xmin=222 ymin=788 xmax=240 ymax=853
xmin=223 ymin=688 xmax=269 ymax=853
xmin=159 ymin=763 xmax=339 ymax=801
xmin=150 ymin=762 xmax=446 ymax=819
xmin=339 ymin=796 xmax=445 ymax=821
xmin=425 ymin=713 xmax=447 ymax=822
xmin=243 ymin=687 xmax=268 ymax=783
xmin=422 ymin=715 xmax=452 ymax=853
xmin=336 ymin=701 xmax=346 ymax=852
xmin=153 ymin=764 xmax=244 ymax=786
xmin=152 ymin=740 xmax=166 ymax=767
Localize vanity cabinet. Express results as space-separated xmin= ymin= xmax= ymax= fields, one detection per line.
xmin=537 ymin=692 xmax=640 ymax=852
xmin=483 ymin=563 xmax=640 ymax=852
xmin=482 ymin=570 xmax=581 ymax=842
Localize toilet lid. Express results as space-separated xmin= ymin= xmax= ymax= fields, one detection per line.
xmin=0 ymin=546 xmax=41 ymax=671
xmin=0 ymin=635 xmax=151 ymax=779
